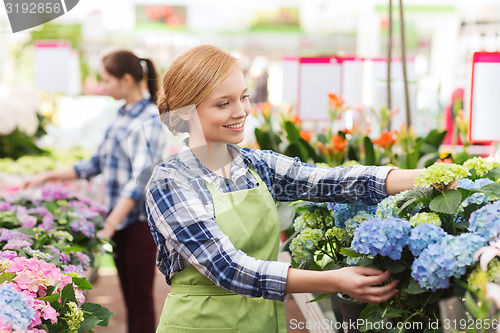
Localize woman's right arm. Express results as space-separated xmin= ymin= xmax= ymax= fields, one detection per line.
xmin=285 ymin=266 xmax=399 ymax=304
xmin=20 ymin=167 xmax=78 ymax=189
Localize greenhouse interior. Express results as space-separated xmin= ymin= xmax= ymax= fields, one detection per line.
xmin=2 ymin=1 xmax=500 ymax=332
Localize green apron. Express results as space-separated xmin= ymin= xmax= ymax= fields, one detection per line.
xmin=156 ymin=169 xmax=287 ymax=333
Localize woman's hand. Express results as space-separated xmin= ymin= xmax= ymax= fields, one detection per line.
xmin=332 ymin=266 xmax=399 ymax=304
xmin=19 ymin=173 xmax=49 ymax=190
xmin=97 ymin=222 xmax=117 ymax=240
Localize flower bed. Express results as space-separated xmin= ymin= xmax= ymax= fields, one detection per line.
xmin=0 ymin=185 xmax=112 ymax=332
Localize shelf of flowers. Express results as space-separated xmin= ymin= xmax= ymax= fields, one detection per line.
xmin=0 ymin=184 xmax=113 ymax=332
xmin=286 ymin=157 xmax=500 ymax=332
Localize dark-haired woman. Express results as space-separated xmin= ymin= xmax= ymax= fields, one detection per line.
xmin=21 ymin=50 xmax=166 ymax=333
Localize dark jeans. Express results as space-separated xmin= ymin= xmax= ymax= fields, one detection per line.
xmin=112 ymin=220 xmax=157 ymax=333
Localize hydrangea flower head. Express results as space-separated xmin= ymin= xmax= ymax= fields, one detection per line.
xmin=414 ymin=163 xmax=470 ymax=187
xmin=0 ymin=283 xmax=35 ymax=330
xmin=290 ymin=228 xmax=323 ymax=264
xmin=351 ymin=217 xmax=411 ymax=260
xmin=409 ymin=224 xmax=447 ymax=257
xmin=328 ymin=202 xmax=376 ymax=228
xmin=411 ymin=240 xmax=457 ymax=291
xmin=376 ymin=190 xmax=408 ymax=218
xmin=345 ymin=211 xmax=374 ymax=236
xmin=468 ymin=201 xmax=500 ymax=241
xmin=409 ymin=212 xmax=441 ymax=227
xmin=463 ymin=157 xmax=499 ymax=177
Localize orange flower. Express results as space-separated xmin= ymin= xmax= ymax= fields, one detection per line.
xmin=328 ymin=93 xmax=345 ymax=110
xmin=437 ymin=158 xmax=453 ymax=164
xmin=257 ymin=102 xmax=272 ymax=119
xmin=332 ymin=135 xmax=347 ymax=151
xmin=317 ymin=141 xmax=326 ymax=155
xmin=292 ymin=114 xmax=300 ymax=126
xmin=372 ymin=131 xmax=397 ymax=148
xmin=299 ymin=130 xmax=312 ymax=142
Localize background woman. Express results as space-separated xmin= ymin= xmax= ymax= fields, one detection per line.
xmin=21 ymin=50 xmax=166 ymax=333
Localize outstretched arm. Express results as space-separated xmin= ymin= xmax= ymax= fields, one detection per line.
xmin=19 ymin=167 xmax=78 ymax=189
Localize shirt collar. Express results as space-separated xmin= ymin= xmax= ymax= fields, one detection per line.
xmin=177 ymin=139 xmax=249 ymax=183
xmin=118 ymin=99 xmax=150 ymax=117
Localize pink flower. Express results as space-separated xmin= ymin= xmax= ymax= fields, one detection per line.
xmin=474 ymin=239 xmax=500 ymax=271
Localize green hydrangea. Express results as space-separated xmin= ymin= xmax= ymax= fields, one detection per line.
xmin=414 ymin=163 xmax=470 ymax=187
xmin=463 ymin=157 xmax=499 ymax=177
xmin=64 ymin=301 xmax=85 ymax=332
xmin=468 ymin=257 xmax=500 ymax=293
xmin=293 ymin=209 xmax=334 ymax=232
xmin=289 ymin=228 xmax=323 ymax=264
xmin=409 ymin=212 xmax=442 ymax=227
xmin=346 ymin=211 xmax=374 ymax=236
xmin=342 ymin=160 xmax=360 ymax=166
xmin=325 ymin=227 xmax=348 ymax=241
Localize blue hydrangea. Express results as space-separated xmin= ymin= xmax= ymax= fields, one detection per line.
xmin=409 ymin=224 xmax=447 ymax=257
xmin=468 ymin=201 xmax=500 ymax=241
xmin=411 ymin=233 xmax=487 ymax=291
xmin=351 ymin=217 xmax=411 ymax=260
xmin=411 ymin=240 xmax=457 ymax=291
xmin=289 ymin=228 xmax=323 ymax=264
xmin=0 ymin=283 xmax=35 ymax=330
xmin=327 ymin=202 xmax=376 ymax=229
xmin=459 ymin=178 xmax=494 ymax=190
xmin=345 ymin=211 xmax=375 ymax=236
xmin=441 ymin=233 xmax=487 ymax=278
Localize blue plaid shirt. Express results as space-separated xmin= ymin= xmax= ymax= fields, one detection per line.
xmin=146 ymin=140 xmax=395 ymax=301
xmin=74 ymin=99 xmax=166 ymax=230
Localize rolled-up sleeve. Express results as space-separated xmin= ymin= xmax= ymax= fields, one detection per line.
xmin=73 ymin=154 xmax=101 ymax=180
xmin=147 ymin=175 xmax=290 ymax=301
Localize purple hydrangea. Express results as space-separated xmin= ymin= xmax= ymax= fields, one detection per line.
xmin=40 ymin=213 xmax=55 ymax=231
xmin=0 ymin=250 xmax=17 ymax=261
xmin=409 ymin=224 xmax=447 ymax=257
xmin=41 ymin=185 xmax=70 ymax=201
xmin=468 ymin=201 xmax=500 ymax=240
xmin=0 ymin=228 xmax=32 ymax=242
xmin=328 ymin=202 xmax=377 ymax=228
xmin=71 ymin=219 xmax=96 ymax=238
xmin=62 ymin=264 xmax=85 ymax=276
xmin=0 ymin=283 xmax=35 ymax=330
xmin=74 ymin=252 xmax=91 ymax=269
xmin=17 ymin=214 xmax=37 ymax=229
xmin=351 ymin=217 xmax=411 ymax=260
xmin=0 ymin=202 xmax=11 ymax=211
xmin=459 ymin=178 xmax=494 ymax=190
xmin=3 ymin=239 xmax=32 ymax=250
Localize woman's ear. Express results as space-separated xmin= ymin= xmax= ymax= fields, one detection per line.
xmin=121 ymin=73 xmax=136 ymax=87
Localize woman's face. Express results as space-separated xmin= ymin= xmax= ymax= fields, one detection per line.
xmin=193 ymin=66 xmax=251 ymax=144
xmin=100 ymin=66 xmax=127 ymax=100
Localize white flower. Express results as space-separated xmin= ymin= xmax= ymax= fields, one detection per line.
xmin=474 ymin=239 xmax=500 ymax=271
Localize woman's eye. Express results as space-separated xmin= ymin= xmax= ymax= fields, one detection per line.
xmin=217 ymin=102 xmax=229 ymax=108
xmin=242 ymin=94 xmax=250 ymax=100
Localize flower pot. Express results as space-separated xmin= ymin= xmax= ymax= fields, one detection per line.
xmin=335 ymin=293 xmax=367 ymax=333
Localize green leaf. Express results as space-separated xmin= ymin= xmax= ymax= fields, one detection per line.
xmin=384 ymin=305 xmax=409 ymax=317
xmin=340 ymin=247 xmax=363 ymax=258
xmin=486 ymin=167 xmax=500 ymax=182
xmin=81 ymin=302 xmax=114 ymax=326
xmin=38 ymin=293 xmax=61 ymax=310
xmin=0 ymin=272 xmax=16 ymax=284
xmin=424 ymin=129 xmax=447 ymax=149
xmin=61 ymin=283 xmax=77 ymax=305
xmin=385 ymin=259 xmax=407 ymax=274
xmin=44 ymin=201 xmax=58 ymax=214
xmin=364 ymin=136 xmax=376 ymax=165
xmin=405 ymin=279 xmax=427 ymax=294
xmin=284 ymin=120 xmax=300 ymax=142
xmin=78 ymin=315 xmax=101 ymax=332
xmin=475 ymin=182 xmax=500 ymax=197
xmin=306 ymin=292 xmax=332 ymax=303
xmin=429 ymin=190 xmax=462 ymax=214
xmin=71 ymin=276 xmax=93 ymax=291
xmin=284 ymin=142 xmax=308 ymax=162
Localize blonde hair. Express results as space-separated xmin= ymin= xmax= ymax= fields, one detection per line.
xmin=158 ymin=45 xmax=238 ymax=134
